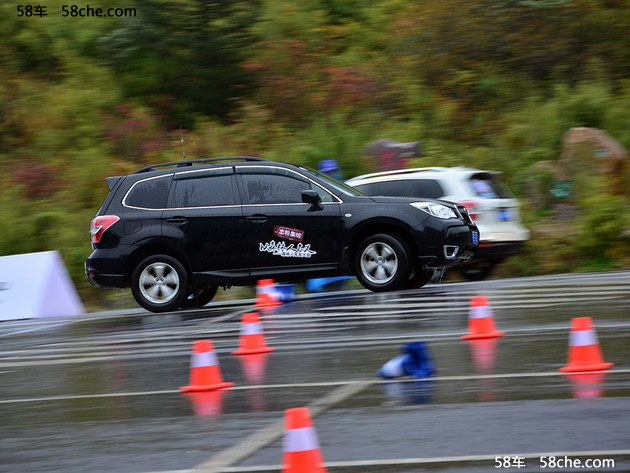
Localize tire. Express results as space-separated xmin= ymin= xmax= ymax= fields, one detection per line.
xmin=404 ymin=268 xmax=434 ymax=289
xmin=181 ymin=286 xmax=218 ymax=309
xmin=131 ymin=254 xmax=189 ymax=313
xmin=354 ymin=233 xmax=411 ymax=292
xmin=459 ymin=260 xmax=495 ymax=281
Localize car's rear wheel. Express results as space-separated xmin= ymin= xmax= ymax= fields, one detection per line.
xmin=131 ymin=254 xmax=188 ymax=313
xmin=355 ymin=233 xmax=411 ymax=292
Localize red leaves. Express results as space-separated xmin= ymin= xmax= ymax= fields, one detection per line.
xmin=11 ymin=163 xmax=61 ymax=199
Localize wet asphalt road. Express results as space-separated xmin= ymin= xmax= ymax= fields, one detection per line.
xmin=1 ymin=271 xmax=630 ymax=473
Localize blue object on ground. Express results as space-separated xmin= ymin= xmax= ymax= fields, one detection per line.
xmin=274 ymin=284 xmax=296 ymax=302
xmin=305 ymin=276 xmax=353 ymax=292
xmin=378 ymin=341 xmax=436 ymax=379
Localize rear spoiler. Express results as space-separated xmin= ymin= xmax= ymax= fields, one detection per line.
xmin=105 ymin=176 xmax=123 ymax=191
xmin=469 ymin=171 xmax=502 ymax=180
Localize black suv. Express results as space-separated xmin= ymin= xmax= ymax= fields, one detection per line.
xmin=85 ymin=157 xmax=478 ymax=312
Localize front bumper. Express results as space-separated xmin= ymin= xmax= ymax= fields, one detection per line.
xmin=414 ymin=221 xmax=478 ymax=269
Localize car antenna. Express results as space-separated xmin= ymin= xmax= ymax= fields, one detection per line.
xmin=180 ymin=125 xmax=186 ymax=160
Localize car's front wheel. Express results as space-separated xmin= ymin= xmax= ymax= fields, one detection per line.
xmin=181 ymin=286 xmax=218 ymax=309
xmin=354 ymin=233 xmax=411 ymax=292
xmin=404 ymin=268 xmax=435 ymax=289
xmin=131 ymin=254 xmax=189 ymax=313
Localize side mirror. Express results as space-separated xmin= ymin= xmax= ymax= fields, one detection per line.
xmin=301 ymin=190 xmax=323 ymax=211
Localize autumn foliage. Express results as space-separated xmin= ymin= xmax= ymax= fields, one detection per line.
xmin=1 ymin=0 xmax=629 ymax=306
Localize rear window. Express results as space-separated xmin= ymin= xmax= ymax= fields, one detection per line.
xmin=124 ymin=176 xmax=171 ymax=209
xmin=353 ymin=179 xmax=445 ymax=199
xmin=469 ymin=174 xmax=513 ymax=199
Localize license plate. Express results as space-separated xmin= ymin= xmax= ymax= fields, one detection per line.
xmin=472 ymin=231 xmax=478 ymax=245
xmin=497 ymin=209 xmax=512 ymax=221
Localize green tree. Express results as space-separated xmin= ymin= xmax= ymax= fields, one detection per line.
xmin=100 ymin=0 xmax=259 ymax=124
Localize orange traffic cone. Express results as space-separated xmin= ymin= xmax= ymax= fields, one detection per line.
xmin=256 ymin=279 xmax=281 ymax=308
xmin=282 ymin=407 xmax=327 ymax=473
xmin=560 ymin=317 xmax=614 ymax=372
xmin=232 ymin=312 xmax=275 ymax=355
xmin=461 ymin=296 xmax=505 ymax=340
xmin=179 ymin=340 xmax=234 ymax=392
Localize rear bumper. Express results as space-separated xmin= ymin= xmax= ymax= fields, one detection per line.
xmin=85 ymin=263 xmax=125 ymax=287
xmin=85 ymin=250 xmax=127 ymax=288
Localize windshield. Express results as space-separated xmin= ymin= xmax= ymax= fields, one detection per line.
xmin=298 ymin=166 xmax=366 ymax=196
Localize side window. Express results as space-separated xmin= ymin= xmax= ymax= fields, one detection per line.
xmin=171 ymin=174 xmax=236 ymax=207
xmin=240 ymin=173 xmax=310 ymax=204
xmin=355 ymin=179 xmax=444 ymax=199
xmin=312 ymin=183 xmax=335 ymax=203
xmin=125 ymin=176 xmax=171 ymax=209
xmin=413 ymin=179 xmax=445 ymax=199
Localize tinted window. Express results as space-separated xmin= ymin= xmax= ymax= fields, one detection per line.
xmin=313 ymin=184 xmax=335 ymax=203
xmin=241 ymin=173 xmax=310 ymax=204
xmin=298 ymin=166 xmax=364 ymax=196
xmin=354 ymin=179 xmax=445 ymax=199
xmin=125 ymin=176 xmax=171 ymax=209
xmin=172 ymin=175 xmax=236 ymax=207
xmin=469 ymin=174 xmax=513 ymax=199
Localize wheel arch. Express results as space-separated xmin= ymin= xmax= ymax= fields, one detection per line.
xmin=124 ymin=243 xmax=191 ymax=285
xmin=348 ymin=220 xmax=417 ymax=273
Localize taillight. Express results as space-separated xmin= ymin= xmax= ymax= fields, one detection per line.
xmin=90 ymin=215 xmax=120 ymax=243
xmin=459 ymin=201 xmax=480 ymax=220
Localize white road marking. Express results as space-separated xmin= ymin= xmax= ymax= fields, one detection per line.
xmin=2 ymin=317 xmax=629 ymax=368
xmin=3 ymin=272 xmax=630 ymax=473
xmin=191 ymin=381 xmax=371 ymax=473
xmin=4 ymin=369 xmax=630 ymax=404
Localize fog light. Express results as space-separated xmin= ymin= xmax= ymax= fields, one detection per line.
xmin=444 ymin=245 xmax=459 ymax=259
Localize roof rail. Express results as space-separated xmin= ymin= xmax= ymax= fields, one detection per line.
xmin=349 ymin=167 xmax=450 ymax=181
xmin=134 ymin=156 xmax=267 ymax=174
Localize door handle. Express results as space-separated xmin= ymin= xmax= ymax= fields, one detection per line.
xmin=166 ymin=217 xmax=187 ymax=224
xmin=246 ymin=214 xmax=267 ymax=223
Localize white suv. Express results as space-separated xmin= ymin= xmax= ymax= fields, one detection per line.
xmin=347 ymin=167 xmax=530 ymax=280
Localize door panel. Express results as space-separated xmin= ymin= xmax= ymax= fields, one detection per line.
xmin=236 ymin=167 xmax=342 ymax=275
xmin=246 ymin=203 xmax=341 ymax=274
xmin=163 ymin=168 xmax=249 ymax=276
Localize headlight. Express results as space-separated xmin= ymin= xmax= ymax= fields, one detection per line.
xmin=411 ymin=202 xmax=458 ymax=219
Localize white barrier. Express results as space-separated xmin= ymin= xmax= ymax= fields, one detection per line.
xmin=0 ymin=251 xmax=85 ymax=320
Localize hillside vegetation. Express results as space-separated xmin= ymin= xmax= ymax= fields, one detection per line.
xmin=1 ymin=0 xmax=629 ymax=308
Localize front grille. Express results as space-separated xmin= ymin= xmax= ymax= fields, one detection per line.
xmin=455 ymin=204 xmax=473 ymax=224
